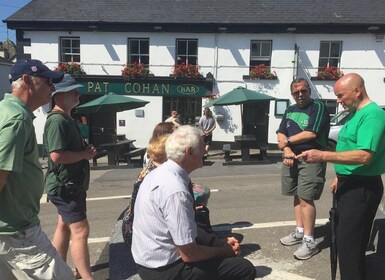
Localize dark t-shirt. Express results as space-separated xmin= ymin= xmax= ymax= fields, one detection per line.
xmin=44 ymin=112 xmax=90 ymax=195
xmin=277 ymin=99 xmax=330 ymax=153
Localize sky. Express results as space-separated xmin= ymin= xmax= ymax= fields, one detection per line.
xmin=0 ymin=0 xmax=32 ymax=43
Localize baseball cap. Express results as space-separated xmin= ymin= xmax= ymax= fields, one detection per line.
xmin=52 ymin=74 xmax=84 ymax=97
xmin=9 ymin=59 xmax=64 ymax=84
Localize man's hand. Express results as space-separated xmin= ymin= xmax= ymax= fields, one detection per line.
xmin=296 ymin=149 xmax=324 ymax=163
xmin=226 ymin=237 xmax=241 ymax=256
xmin=330 ymin=176 xmax=338 ymax=193
xmin=85 ymin=144 xmax=97 ymax=160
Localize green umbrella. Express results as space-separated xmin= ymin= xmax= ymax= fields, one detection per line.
xmin=204 ymin=86 xmax=275 ymax=107
xmin=76 ymin=92 xmax=149 ymax=114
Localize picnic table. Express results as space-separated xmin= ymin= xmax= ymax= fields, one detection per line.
xmin=100 ymin=139 xmax=136 ymax=166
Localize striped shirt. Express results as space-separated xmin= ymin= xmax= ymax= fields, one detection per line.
xmin=131 ymin=160 xmax=197 ymax=268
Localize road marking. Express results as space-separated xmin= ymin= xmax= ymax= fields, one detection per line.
xmin=88 ymin=237 xmax=110 ymax=244
xmin=40 ymin=190 xmax=219 ymax=204
xmin=213 ymin=218 xmax=329 ymax=231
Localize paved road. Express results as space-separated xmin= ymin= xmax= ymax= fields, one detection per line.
xmin=38 ymin=152 xmax=385 ymax=280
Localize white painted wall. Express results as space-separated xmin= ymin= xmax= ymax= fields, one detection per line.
xmin=23 ymin=31 xmax=385 ymax=145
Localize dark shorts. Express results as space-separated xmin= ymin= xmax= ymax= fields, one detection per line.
xmin=48 ymin=191 xmax=87 ymax=223
xmin=202 ymin=135 xmax=213 ymax=145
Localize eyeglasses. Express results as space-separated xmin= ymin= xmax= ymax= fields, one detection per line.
xmin=291 ymin=89 xmax=308 ymax=96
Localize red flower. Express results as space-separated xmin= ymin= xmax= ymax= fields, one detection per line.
xmin=172 ymin=63 xmax=202 ymax=78
xmin=54 ymin=62 xmax=85 ymax=75
xmin=121 ymin=62 xmax=149 ymax=79
xmin=317 ymin=66 xmax=344 ymax=80
xmin=249 ymin=64 xmax=277 ymax=79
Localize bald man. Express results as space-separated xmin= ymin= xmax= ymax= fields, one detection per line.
xmin=297 ymin=73 xmax=385 ymax=280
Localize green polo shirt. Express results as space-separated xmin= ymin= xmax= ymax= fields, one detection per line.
xmin=0 ymin=93 xmax=43 ymax=235
xmin=44 ymin=112 xmax=90 ymax=195
xmin=335 ymin=102 xmax=385 ymax=175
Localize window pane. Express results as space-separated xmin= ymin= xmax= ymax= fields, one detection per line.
xmin=130 ymin=41 xmax=139 ymax=54
xmin=251 ymin=42 xmax=260 ymax=57
xmin=329 ymin=58 xmax=339 ymax=67
xmin=140 ymin=40 xmax=149 ymax=54
xmin=319 ymin=42 xmax=330 ymax=57
xmin=72 ymin=40 xmax=80 ymax=48
xmin=141 ymin=56 xmax=149 ymax=65
xmin=330 ymin=42 xmax=341 ymax=57
xmin=72 ymin=55 xmax=80 ymax=63
xmin=318 ymin=58 xmax=328 ymax=68
xmin=130 ymin=56 xmax=140 ymax=63
xmin=188 ymin=40 xmax=198 ymax=55
xmin=177 ymin=56 xmax=186 ymax=64
xmin=61 ymin=39 xmax=70 ymax=49
xmin=177 ymin=41 xmax=187 ymax=55
xmin=188 ymin=57 xmax=197 ymax=65
xmin=261 ymin=41 xmax=271 ymax=56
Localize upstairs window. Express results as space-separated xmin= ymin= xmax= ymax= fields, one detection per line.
xmin=60 ymin=37 xmax=80 ymax=62
xmin=176 ymin=39 xmax=198 ymax=65
xmin=250 ymin=40 xmax=272 ymax=69
xmin=128 ymin=38 xmax=149 ymax=65
xmin=318 ymin=41 xmax=342 ymax=69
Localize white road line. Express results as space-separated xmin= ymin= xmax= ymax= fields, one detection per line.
xmin=213 ymin=218 xmax=329 ymax=231
xmin=40 ymin=190 xmax=219 ymax=204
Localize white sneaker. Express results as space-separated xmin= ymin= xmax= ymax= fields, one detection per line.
xmin=293 ymin=238 xmax=320 ymax=260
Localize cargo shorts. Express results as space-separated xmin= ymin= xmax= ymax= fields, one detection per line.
xmin=281 ymin=160 xmax=326 ymax=201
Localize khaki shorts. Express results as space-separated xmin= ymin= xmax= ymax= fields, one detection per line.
xmin=281 ymin=160 xmax=326 ymax=201
xmin=0 ymin=225 xmax=75 ymax=280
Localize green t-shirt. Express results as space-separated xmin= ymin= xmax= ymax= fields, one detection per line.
xmin=334 ymin=102 xmax=385 ymax=175
xmin=44 ymin=111 xmax=90 ymax=195
xmin=0 ymin=94 xmax=43 ymax=235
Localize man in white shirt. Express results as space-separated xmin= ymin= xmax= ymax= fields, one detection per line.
xmin=132 ymin=125 xmax=256 ymax=280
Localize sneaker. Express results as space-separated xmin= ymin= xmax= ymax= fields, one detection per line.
xmin=280 ymin=229 xmax=304 ymax=246
xmin=293 ymin=238 xmax=320 ymax=260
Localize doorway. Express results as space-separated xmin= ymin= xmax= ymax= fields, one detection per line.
xmin=163 ymin=97 xmax=202 ymax=125
xmin=242 ymin=101 xmax=270 ymax=144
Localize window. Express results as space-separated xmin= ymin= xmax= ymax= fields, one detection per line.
xmin=176 ymin=39 xmax=198 ymax=65
xmin=318 ymin=41 xmax=342 ymax=69
xmin=60 ymin=37 xmax=80 ymax=62
xmin=250 ymin=40 xmax=272 ymax=69
xmin=128 ymin=38 xmax=149 ymax=65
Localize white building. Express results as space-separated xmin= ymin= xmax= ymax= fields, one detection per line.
xmin=5 ymin=0 xmax=385 ymax=149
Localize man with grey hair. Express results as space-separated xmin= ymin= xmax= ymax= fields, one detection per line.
xmin=132 ymin=125 xmax=256 ymax=280
xmin=0 ymin=59 xmax=75 ymax=279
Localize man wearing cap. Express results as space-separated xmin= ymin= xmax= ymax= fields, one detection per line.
xmin=0 ymin=59 xmax=76 ymax=279
xmin=44 ymin=74 xmax=96 ymax=280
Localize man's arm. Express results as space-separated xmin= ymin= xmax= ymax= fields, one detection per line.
xmin=0 ymin=170 xmax=9 ymax=192
xmin=50 ymin=145 xmax=96 ymax=164
xmin=177 ymin=240 xmax=237 ymax=263
xmin=297 ymin=149 xmax=373 ymax=165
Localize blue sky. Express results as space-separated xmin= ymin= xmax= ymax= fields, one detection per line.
xmin=0 ymin=0 xmax=32 ymax=43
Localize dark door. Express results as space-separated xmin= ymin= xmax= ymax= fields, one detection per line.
xmin=78 ymin=94 xmax=116 ymax=147
xmin=242 ymin=101 xmax=270 ymax=144
xmin=163 ymin=97 xmax=202 ymax=125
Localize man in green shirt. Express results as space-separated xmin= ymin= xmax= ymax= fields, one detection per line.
xmin=0 ymin=59 xmax=75 ymax=279
xmin=44 ymin=74 xmax=96 ymax=280
xmin=297 ymin=73 xmax=385 ymax=280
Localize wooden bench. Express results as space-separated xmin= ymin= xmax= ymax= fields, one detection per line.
xmin=92 ymin=149 xmax=108 ymax=167
xmin=124 ymin=147 xmax=147 ymax=166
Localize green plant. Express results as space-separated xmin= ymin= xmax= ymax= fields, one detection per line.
xmin=317 ymin=66 xmax=344 ymax=80
xmin=172 ymin=63 xmax=202 ymax=78
xmin=121 ymin=62 xmax=150 ymax=79
xmin=54 ymin=62 xmax=85 ymax=75
xmin=249 ymin=64 xmax=277 ymax=79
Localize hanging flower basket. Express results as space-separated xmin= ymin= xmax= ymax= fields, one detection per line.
xmin=171 ymin=63 xmax=203 ymax=78
xmin=54 ymin=62 xmax=86 ymax=75
xmin=121 ymin=62 xmax=150 ymax=79
xmin=316 ymin=66 xmax=344 ymax=80
xmin=249 ymin=64 xmax=277 ymax=80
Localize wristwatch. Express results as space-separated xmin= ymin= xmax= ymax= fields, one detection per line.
xmin=286 ymin=137 xmax=292 ymax=146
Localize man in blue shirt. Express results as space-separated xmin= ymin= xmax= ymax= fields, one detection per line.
xmin=277 ymin=78 xmax=330 ymax=260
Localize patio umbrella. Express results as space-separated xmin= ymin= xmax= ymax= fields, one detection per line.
xmin=329 ymin=192 xmax=338 ymax=280
xmin=203 ymin=86 xmax=275 ymax=107
xmin=76 ymin=92 xmax=149 ymax=114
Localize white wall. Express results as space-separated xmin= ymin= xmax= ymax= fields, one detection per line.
xmin=24 ymin=31 xmax=385 ymax=145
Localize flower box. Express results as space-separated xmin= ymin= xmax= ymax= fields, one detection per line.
xmin=171 ymin=63 xmax=203 ymax=79
xmin=121 ymin=62 xmax=150 ymax=80
xmin=248 ymin=64 xmax=277 ymax=80
xmin=54 ymin=62 xmax=86 ymax=75
xmin=314 ymin=66 xmax=343 ymax=81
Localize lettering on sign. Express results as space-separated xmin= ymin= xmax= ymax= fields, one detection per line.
xmin=177 ymin=84 xmax=199 ymax=95
xmin=88 ymin=82 xmax=109 ymax=92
